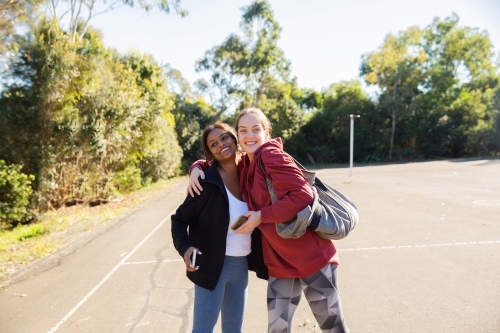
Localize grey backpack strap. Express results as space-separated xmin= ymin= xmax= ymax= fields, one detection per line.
xmin=256 ymin=149 xmax=278 ymax=203
xmin=256 ymin=151 xmax=267 ymax=178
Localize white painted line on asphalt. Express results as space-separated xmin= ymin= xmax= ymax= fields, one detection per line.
xmin=122 ymin=259 xmax=183 ymax=265
xmin=339 ymin=240 xmax=500 ymax=252
xmin=47 ymin=210 xmax=177 ymax=333
xmin=472 ymin=199 xmax=500 ymax=206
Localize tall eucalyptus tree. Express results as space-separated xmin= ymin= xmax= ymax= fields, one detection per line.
xmin=196 ymin=0 xmax=305 ymax=138
xmin=361 ymin=27 xmax=425 ymax=160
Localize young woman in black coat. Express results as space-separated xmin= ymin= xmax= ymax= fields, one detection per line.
xmin=171 ymin=123 xmax=267 ymax=333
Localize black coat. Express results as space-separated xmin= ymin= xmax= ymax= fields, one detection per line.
xmin=171 ymin=164 xmax=268 ymax=291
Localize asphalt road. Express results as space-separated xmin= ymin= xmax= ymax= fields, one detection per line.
xmin=0 ymin=158 xmax=499 ymax=333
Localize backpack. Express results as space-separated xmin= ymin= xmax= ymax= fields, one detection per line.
xmin=258 ymin=153 xmax=359 ymax=240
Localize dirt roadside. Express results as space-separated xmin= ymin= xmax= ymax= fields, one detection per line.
xmin=0 ymin=177 xmax=186 ymax=286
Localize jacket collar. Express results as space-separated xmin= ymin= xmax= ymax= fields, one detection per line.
xmin=202 ymin=164 xmax=229 ymax=202
xmin=201 ymin=164 xmax=224 ymax=187
xmin=243 ymin=137 xmax=284 ymax=167
xmin=254 ymin=137 xmax=283 ymax=156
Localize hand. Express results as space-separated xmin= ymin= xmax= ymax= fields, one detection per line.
xmin=183 ymin=247 xmax=201 ymax=272
xmin=234 ymin=211 xmax=262 ymax=234
xmin=187 ymin=168 xmax=205 ymax=197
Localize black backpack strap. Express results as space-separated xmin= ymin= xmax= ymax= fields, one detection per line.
xmin=291 ymin=157 xmax=306 ymax=171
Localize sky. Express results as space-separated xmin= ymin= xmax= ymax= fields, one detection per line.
xmin=88 ymin=0 xmax=500 ymax=91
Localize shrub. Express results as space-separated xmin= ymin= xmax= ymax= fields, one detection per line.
xmin=0 ymin=160 xmax=35 ymax=229
xmin=112 ymin=165 xmax=142 ymax=194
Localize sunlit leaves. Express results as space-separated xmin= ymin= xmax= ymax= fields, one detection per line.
xmin=361 ymin=14 xmax=499 ymax=159
xmin=196 ymin=0 xmax=291 ymax=118
xmin=0 ymin=20 xmax=182 ymax=210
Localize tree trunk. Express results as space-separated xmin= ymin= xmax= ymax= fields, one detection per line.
xmin=389 ymin=77 xmax=400 ymax=160
xmin=390 ymin=109 xmax=396 ymax=160
xmin=212 ymin=106 xmax=227 ymax=123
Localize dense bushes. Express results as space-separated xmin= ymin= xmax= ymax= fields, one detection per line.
xmin=286 ymin=82 xmax=386 ymax=164
xmin=0 ymin=20 xmax=182 ymax=212
xmin=0 ymin=7 xmax=499 ymax=231
xmin=0 ymin=160 xmax=34 ymax=229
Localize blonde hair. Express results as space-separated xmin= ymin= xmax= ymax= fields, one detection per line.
xmin=236 ymin=107 xmax=273 ymax=139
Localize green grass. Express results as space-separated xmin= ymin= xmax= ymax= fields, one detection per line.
xmin=0 ymin=176 xmax=184 ymax=283
xmin=16 ymin=225 xmax=47 ymax=241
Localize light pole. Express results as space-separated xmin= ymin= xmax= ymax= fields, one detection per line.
xmin=349 ymin=114 xmax=360 ymax=176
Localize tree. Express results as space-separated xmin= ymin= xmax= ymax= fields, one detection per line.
xmin=245 ymin=77 xmax=306 ymax=140
xmin=195 ymin=34 xmax=248 ymax=121
xmin=194 ymin=0 xmax=306 ymax=140
xmin=488 ymin=86 xmax=500 ymax=154
xmin=46 ymin=0 xmax=187 ymax=41
xmin=239 ymin=0 xmax=290 ymax=105
xmin=163 ymin=65 xmax=218 ymax=171
xmin=416 ymin=14 xmax=499 ymax=157
xmin=0 ymin=20 xmax=182 ymax=209
xmin=286 ymin=81 xmax=381 ymax=164
xmin=0 ymin=0 xmax=40 ymax=72
xmin=115 ymin=52 xmax=183 ymax=182
xmin=196 ymin=0 xmax=291 ymax=118
xmin=361 ymin=26 xmax=426 ymax=160
xmin=171 ymin=97 xmax=217 ymax=171
xmin=361 ymin=14 xmax=499 ymax=159
xmin=164 ymin=63 xmax=193 ymax=98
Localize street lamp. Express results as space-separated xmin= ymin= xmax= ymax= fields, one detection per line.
xmin=349 ymin=114 xmax=360 ymax=176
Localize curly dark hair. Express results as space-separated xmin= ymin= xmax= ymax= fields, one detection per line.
xmin=201 ymin=123 xmax=239 ymax=164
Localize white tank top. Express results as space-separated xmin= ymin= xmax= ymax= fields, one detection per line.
xmin=225 ymin=186 xmax=252 ymax=256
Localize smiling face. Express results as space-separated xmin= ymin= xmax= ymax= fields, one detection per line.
xmin=205 ymin=128 xmax=238 ymax=163
xmin=237 ymin=113 xmax=270 ymax=160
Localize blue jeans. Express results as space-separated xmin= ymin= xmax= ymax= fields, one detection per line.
xmin=192 ymin=256 xmax=248 ymax=333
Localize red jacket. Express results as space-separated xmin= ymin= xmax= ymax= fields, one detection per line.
xmin=191 ymin=138 xmax=339 ymax=278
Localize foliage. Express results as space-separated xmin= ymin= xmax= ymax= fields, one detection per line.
xmin=361 ymin=14 xmax=500 ymax=160
xmin=249 ymin=78 xmax=307 ymax=140
xmin=361 ymin=26 xmax=426 ymax=159
xmin=0 ymin=19 xmax=182 ymax=210
xmin=415 ymin=15 xmax=499 ymax=158
xmin=195 ymin=0 xmax=297 ymax=133
xmin=171 ymin=97 xmax=217 ymax=171
xmin=488 ymin=87 xmax=500 ymax=154
xmin=46 ymin=0 xmax=187 ymax=41
xmin=112 ymin=165 xmax=142 ymax=193
xmin=195 ymin=34 xmax=248 ymax=121
xmin=295 ymin=89 xmax=324 ymax=112
xmin=0 ymin=0 xmax=41 ymax=67
xmin=120 ymin=53 xmax=183 ymax=181
xmin=286 ymin=82 xmax=382 ymax=164
xmin=15 ymin=224 xmax=46 ymax=241
xmin=238 ymin=0 xmax=291 ymax=105
xmin=0 ymin=160 xmax=35 ymax=229
xmin=0 ymin=6 xmax=499 ymax=230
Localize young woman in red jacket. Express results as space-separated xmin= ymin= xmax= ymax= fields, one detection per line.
xmin=189 ymin=108 xmax=350 ymax=333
